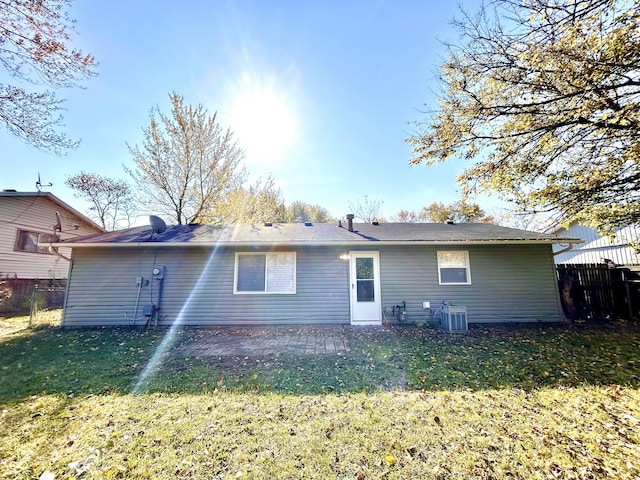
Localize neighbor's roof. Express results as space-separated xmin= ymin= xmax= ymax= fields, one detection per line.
xmin=0 ymin=190 xmax=104 ymax=231
xmin=52 ymin=221 xmax=581 ymax=248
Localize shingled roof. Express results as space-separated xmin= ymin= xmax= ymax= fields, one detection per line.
xmin=53 ymin=221 xmax=581 ymax=247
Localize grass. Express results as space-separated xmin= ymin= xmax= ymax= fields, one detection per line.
xmin=0 ymin=317 xmax=639 ymax=479
xmin=0 ymin=309 xmax=61 ymax=336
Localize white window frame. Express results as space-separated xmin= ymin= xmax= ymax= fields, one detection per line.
xmin=233 ymin=251 xmax=297 ymax=294
xmin=14 ymin=229 xmax=57 ymax=255
xmin=437 ymin=250 xmax=471 ymax=285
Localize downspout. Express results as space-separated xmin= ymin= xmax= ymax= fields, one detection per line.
xmin=60 ymin=249 xmax=75 ymax=328
xmin=553 ymin=244 xmax=574 ymax=257
xmin=155 ymin=277 xmax=164 ymax=328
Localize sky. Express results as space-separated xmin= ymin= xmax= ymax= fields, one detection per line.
xmin=1 ymin=0 xmax=498 ymax=226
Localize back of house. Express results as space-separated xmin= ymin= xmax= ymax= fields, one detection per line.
xmin=55 ymin=220 xmax=580 ymax=328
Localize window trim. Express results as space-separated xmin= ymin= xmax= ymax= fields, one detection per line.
xmin=233 ymin=251 xmax=297 ymax=294
xmin=437 ymin=250 xmax=471 ymax=285
xmin=14 ymin=229 xmax=57 ymax=255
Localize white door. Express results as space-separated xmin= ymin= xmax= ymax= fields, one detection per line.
xmin=349 ymin=251 xmax=382 ymax=325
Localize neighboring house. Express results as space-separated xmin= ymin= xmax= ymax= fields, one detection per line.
xmin=552 ymin=221 xmax=640 ymax=265
xmin=0 ymin=190 xmax=104 ymax=281
xmin=55 ymin=219 xmax=579 ymax=327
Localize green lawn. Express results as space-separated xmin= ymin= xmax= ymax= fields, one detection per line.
xmin=1 ymin=317 xmax=639 ymax=479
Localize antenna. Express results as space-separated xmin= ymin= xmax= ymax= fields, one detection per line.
xmin=149 ymin=215 xmax=167 ymax=234
xmin=35 ymin=173 xmax=53 ymax=192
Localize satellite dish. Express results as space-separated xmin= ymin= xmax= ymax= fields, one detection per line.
xmin=149 ymin=215 xmax=167 ymax=234
xmin=54 ymin=211 xmax=62 ymax=232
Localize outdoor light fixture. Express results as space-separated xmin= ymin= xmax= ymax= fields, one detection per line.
xmin=339 ymin=253 xmax=350 ymax=261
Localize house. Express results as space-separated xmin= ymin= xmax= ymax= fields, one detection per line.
xmin=0 ymin=191 xmax=104 ymax=312
xmin=552 ymin=221 xmax=640 ymax=265
xmin=54 ymin=217 xmax=580 ymax=327
xmin=0 ymin=190 xmax=104 ymax=280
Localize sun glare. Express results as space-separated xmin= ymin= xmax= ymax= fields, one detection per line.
xmin=229 ymin=78 xmax=297 ymax=162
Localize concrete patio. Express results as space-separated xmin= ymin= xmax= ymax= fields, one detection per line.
xmin=174 ymin=325 xmax=352 ymax=357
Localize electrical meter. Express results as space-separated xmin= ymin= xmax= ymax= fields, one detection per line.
xmin=152 ymin=266 xmax=165 ymax=279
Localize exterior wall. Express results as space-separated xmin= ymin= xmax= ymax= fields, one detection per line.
xmin=0 ymin=195 xmax=101 ymax=280
xmin=63 ymin=246 xmax=350 ymax=327
xmin=63 ymin=243 xmax=563 ymax=327
xmin=553 ymin=223 xmax=640 ymax=265
xmin=378 ymin=244 xmax=563 ymax=323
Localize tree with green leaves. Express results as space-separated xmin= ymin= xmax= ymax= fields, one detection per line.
xmin=393 ymin=201 xmax=495 ymax=223
xmin=408 ymin=0 xmax=640 ymax=234
xmin=285 ymin=201 xmax=333 ymax=223
xmin=65 ymin=172 xmax=135 ymax=230
xmin=0 ymin=0 xmax=97 ymax=153
xmin=211 ymin=176 xmax=286 ymax=224
xmin=127 ymin=92 xmax=246 ymax=225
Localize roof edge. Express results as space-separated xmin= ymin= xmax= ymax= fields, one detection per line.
xmin=1 ymin=191 xmax=104 ymax=232
xmin=50 ymin=238 xmax=583 ymax=248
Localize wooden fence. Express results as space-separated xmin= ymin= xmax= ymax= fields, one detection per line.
xmin=556 ymin=264 xmax=640 ymax=320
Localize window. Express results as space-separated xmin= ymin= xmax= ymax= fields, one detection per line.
xmin=355 ymin=257 xmax=375 ymax=302
xmin=234 ymin=252 xmax=296 ymax=294
xmin=15 ymin=230 xmax=58 ymax=254
xmin=437 ymin=251 xmax=471 ymax=285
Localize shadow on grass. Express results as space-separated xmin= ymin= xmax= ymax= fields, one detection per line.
xmin=1 ymin=321 xmax=639 ymax=404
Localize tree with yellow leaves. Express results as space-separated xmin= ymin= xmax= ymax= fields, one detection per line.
xmin=408 ymin=0 xmax=639 ymax=234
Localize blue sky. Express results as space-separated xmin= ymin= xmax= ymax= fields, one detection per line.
xmin=1 ymin=0 xmax=494 ymax=224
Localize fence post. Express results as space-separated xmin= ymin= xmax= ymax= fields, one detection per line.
xmin=28 ymin=283 xmax=38 ymax=327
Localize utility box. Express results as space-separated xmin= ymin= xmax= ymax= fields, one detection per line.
xmin=142 ymin=304 xmax=156 ymax=316
xmin=152 ymin=266 xmax=165 ymax=279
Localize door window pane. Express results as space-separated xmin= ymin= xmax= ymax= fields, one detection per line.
xmin=357 ymin=279 xmax=375 ymax=302
xmin=356 ymin=257 xmax=373 ymax=280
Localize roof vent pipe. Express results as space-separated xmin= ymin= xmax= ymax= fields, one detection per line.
xmin=346 ymin=214 xmax=354 ymax=232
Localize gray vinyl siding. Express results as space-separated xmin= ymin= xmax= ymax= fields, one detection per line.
xmin=63 ymin=246 xmax=350 ymax=327
xmin=378 ymin=245 xmax=563 ymax=323
xmin=63 ymin=243 xmax=563 ymax=327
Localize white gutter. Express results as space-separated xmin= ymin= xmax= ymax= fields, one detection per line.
xmin=51 ymin=239 xmax=584 ymax=248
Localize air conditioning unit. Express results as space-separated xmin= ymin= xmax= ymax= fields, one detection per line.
xmin=442 ymin=305 xmax=468 ymax=332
